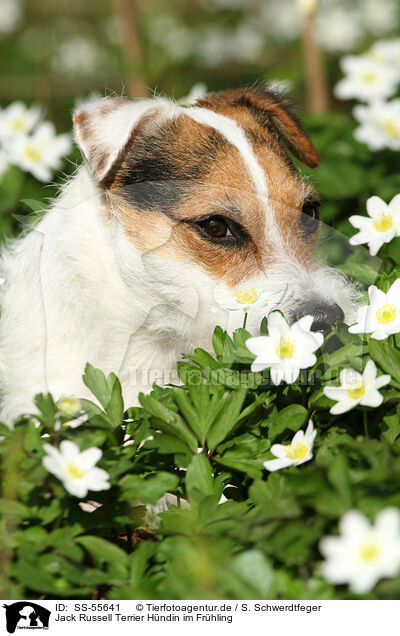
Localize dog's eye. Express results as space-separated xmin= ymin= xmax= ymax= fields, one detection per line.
xmin=300 ymin=201 xmax=320 ymax=236
xmin=195 ymin=216 xmax=233 ymax=240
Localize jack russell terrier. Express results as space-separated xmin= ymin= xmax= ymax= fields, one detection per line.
xmin=0 ymin=87 xmax=357 ymax=423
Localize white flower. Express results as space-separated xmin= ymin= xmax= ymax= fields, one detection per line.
xmin=369 ymin=39 xmax=400 ymax=72
xmin=349 ymin=194 xmax=400 ymax=255
xmin=43 ymin=440 xmax=110 ymax=498
xmin=316 ymin=7 xmax=363 ymax=53
xmin=360 ymin=0 xmax=398 ymax=36
xmin=51 ymin=36 xmax=104 ymax=76
xmin=0 ymin=0 xmax=23 ymax=35
xmin=353 ymin=99 xmax=400 ymax=151
xmin=0 ymin=101 xmax=41 ymax=141
xmin=323 ymin=359 xmax=390 ymax=414
xmin=349 ymin=279 xmax=400 ymax=339
xmin=264 ymin=419 xmax=316 ymax=471
xmin=56 ymin=396 xmax=81 ymax=419
xmin=216 ymin=286 xmax=270 ymax=313
xmin=246 ymin=311 xmax=323 ymax=385
xmin=55 ymin=397 xmax=86 ymax=430
xmin=9 ymin=122 xmax=72 ymax=181
xmin=258 ymin=0 xmax=301 ymax=43
xmin=320 ymin=508 xmax=400 ymax=593
xmin=179 ymin=83 xmax=207 ymax=106
xmin=335 ymin=55 xmax=398 ymax=103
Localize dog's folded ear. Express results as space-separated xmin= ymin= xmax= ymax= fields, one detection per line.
xmin=197 ymin=86 xmax=319 ymax=168
xmin=73 ymin=96 xmax=178 ymax=184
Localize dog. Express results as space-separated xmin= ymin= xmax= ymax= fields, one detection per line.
xmin=0 ymin=86 xmax=357 ymax=423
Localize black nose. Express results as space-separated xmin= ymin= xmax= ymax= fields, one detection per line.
xmin=295 ymin=303 xmax=344 ymax=335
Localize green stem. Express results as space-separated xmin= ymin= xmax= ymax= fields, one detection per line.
xmin=243 ymin=312 xmax=248 ymax=329
xmin=363 ymin=407 xmax=369 ymax=440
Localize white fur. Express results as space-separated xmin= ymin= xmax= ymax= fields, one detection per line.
xmin=0 ymin=96 xmax=359 ymax=424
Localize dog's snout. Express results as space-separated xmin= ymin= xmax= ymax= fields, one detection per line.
xmin=295 ymin=303 xmax=344 ymax=335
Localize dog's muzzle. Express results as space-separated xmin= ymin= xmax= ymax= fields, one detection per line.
xmin=294 ymin=302 xmax=344 ymax=335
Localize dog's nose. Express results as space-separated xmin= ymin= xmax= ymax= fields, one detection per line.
xmin=295 ymin=303 xmax=344 ymax=335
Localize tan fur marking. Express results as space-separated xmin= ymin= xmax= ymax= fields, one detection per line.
xmin=107 ymin=89 xmax=320 ymax=289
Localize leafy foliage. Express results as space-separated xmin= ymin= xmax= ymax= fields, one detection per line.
xmin=2 ymin=256 xmax=400 ymax=600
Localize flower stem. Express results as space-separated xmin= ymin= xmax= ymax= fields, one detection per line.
xmin=243 ymin=312 xmax=248 ymax=329
xmin=363 ymin=407 xmax=369 ymax=440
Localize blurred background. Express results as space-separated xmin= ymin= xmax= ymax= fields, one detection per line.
xmin=0 ymin=0 xmax=400 ymax=268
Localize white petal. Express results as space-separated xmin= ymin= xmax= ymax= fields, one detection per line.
xmin=291 ymin=429 xmax=305 ymax=445
xmin=84 ymin=467 xmax=110 ymax=491
xmin=387 ymin=278 xmax=400 ymax=303
xmin=324 ymin=386 xmax=352 ymax=401
xmin=269 ymin=443 xmax=290 ymax=459
xmin=366 ymin=196 xmax=387 ymax=217
xmin=295 ymin=314 xmax=314 ymax=332
xmin=42 ymin=456 xmax=65 ymax=480
xmin=370 ymin=329 xmax=389 ymax=340
xmin=59 ymin=440 xmax=80 ymax=460
xmin=270 ymin=366 xmax=284 ymax=385
xmin=330 ymin=398 xmax=357 ymax=414
xmin=388 ymin=193 xmax=400 ymax=216
xmin=360 ymin=389 xmax=383 ymax=408
xmin=368 ymin=285 xmax=386 ymax=305
xmin=349 ymin=215 xmax=374 ymax=229
xmin=246 ymin=336 xmax=277 ymax=361
xmin=340 ymin=510 xmax=371 ymax=538
xmin=77 ymin=447 xmax=102 ymax=470
xmin=267 ymin=311 xmax=289 ymax=335
xmin=263 ymin=457 xmax=293 ymax=471
xmin=374 ymin=374 xmax=391 ymax=390
xmin=368 ymin=238 xmax=385 ymax=256
xmin=375 ymin=507 xmax=400 ymax=538
xmin=339 ymin=368 xmax=362 ymax=386
xmin=63 ymin=477 xmax=89 ymax=498
xmin=362 ymin=359 xmax=377 ymax=383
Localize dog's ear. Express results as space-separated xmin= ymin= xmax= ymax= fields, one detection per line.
xmin=198 ymin=87 xmax=319 ymax=168
xmin=73 ymin=97 xmax=178 ymax=183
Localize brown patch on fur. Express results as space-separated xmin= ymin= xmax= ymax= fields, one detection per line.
xmin=197 ymin=86 xmax=319 ymax=168
xmin=106 ymin=87 xmax=320 ymax=288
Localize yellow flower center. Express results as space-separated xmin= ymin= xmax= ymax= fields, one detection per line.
xmin=66 ymin=461 xmax=85 ymax=479
xmin=10 ymin=117 xmax=26 ymax=132
xmin=361 ymin=71 xmax=377 ymax=84
xmin=372 ymin=211 xmax=393 ymax=232
xmin=381 ymin=117 xmax=400 ymax=139
xmin=359 ymin=539 xmax=381 ymax=563
xmin=234 ymin=287 xmax=259 ymax=305
xmin=275 ymin=336 xmax=295 ymax=359
xmin=347 ymin=380 xmax=365 ymax=400
xmin=24 ymin=145 xmax=42 ymax=163
xmin=57 ymin=397 xmax=80 ymax=418
xmin=285 ymin=442 xmax=309 ymax=460
xmin=376 ymin=303 xmax=396 ymax=325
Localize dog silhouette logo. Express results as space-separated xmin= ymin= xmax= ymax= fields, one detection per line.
xmin=3 ymin=602 xmax=50 ymax=633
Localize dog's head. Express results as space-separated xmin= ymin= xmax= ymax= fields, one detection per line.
xmin=74 ymin=87 xmax=356 ymax=336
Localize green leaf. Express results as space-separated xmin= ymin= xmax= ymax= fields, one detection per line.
xmin=382 ymin=410 xmax=400 ymax=444
xmin=34 ymin=393 xmax=57 ymax=427
xmin=171 ymin=388 xmax=202 ymax=442
xmin=82 ymin=364 xmax=124 ymax=427
xmin=119 ymin=472 xmax=179 ymax=505
xmin=139 ymin=394 xmax=198 ymax=452
xmin=77 ymin=535 xmax=128 ymax=569
xmin=267 ymin=405 xmax=308 ymax=440
xmin=233 ymin=550 xmax=274 ymax=596
xmin=23 ymin=421 xmax=42 ymax=453
xmin=369 ymin=340 xmax=400 ymax=387
xmin=206 ymin=388 xmax=247 ymax=450
xmin=185 ymin=454 xmax=215 ymax=500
